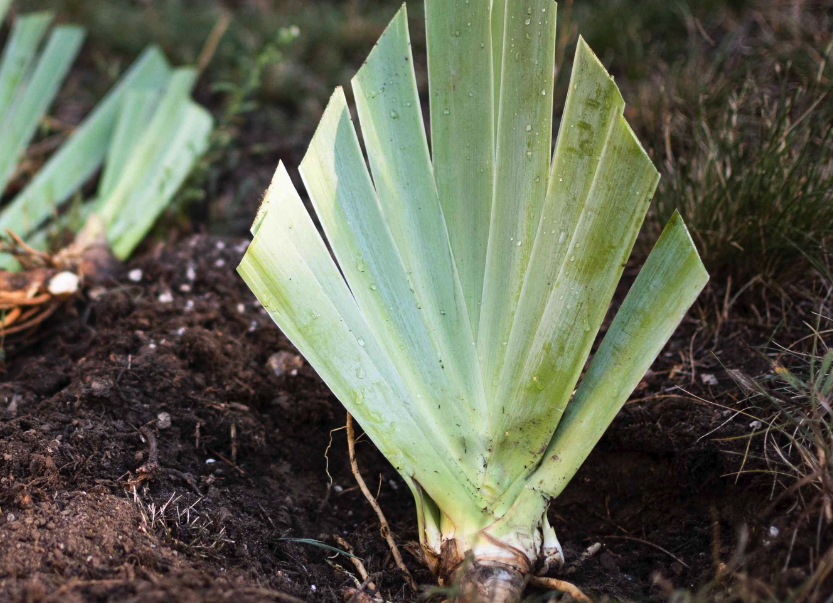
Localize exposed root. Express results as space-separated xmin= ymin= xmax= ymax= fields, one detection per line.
xmin=0 ymin=225 xmax=117 ymax=341
xmin=346 ymin=412 xmax=417 ymax=592
xmin=333 ymin=534 xmax=375 ymax=589
xmin=529 ymin=576 xmax=591 ymax=602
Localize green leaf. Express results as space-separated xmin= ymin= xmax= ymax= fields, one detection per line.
xmin=0 ymin=11 xmax=53 ymax=128
xmin=239 ymin=161 xmax=487 ymax=527
xmin=426 ymin=0 xmax=494 ymax=336
xmin=0 ymin=24 xmax=85 ymax=193
xmin=106 ymin=100 xmax=212 ymax=260
xmin=351 ymin=5 xmax=487 ymax=441
xmin=98 ymin=68 xmax=197 ymax=226
xmin=526 ymin=212 xmax=709 ymax=499
xmin=0 ymin=1 xmax=11 ymax=23
xmin=97 ymin=90 xmax=161 ymax=200
xmin=0 ymin=46 xmax=171 ymax=246
xmin=278 ymin=538 xmax=360 ymax=559
xmin=491 ymin=0 xmax=505 ymax=139
xmin=478 ymin=0 xmax=556 ymax=408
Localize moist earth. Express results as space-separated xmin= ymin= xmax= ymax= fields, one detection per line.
xmin=0 ymin=235 xmax=813 ymax=602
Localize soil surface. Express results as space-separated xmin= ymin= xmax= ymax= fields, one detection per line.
xmin=0 ymin=236 xmax=820 ymax=602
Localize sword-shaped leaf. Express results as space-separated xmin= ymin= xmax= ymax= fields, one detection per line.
xmin=527 ymin=211 xmax=709 ymax=498
xmin=351 ymin=5 xmax=487 ymax=443
xmin=0 ymin=11 xmax=52 ymax=128
xmin=0 ymin=23 xmax=84 ymax=194
xmin=0 ymin=46 xmax=171 ymax=244
xmin=426 ymin=0 xmax=494 ymax=336
xmin=478 ymin=0 xmax=556 ymax=414
xmin=240 ymin=162 xmax=488 ymax=527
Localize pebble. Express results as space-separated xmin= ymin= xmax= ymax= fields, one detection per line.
xmin=157 ymin=412 xmax=172 ymax=430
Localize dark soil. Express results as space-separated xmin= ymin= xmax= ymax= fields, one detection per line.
xmin=0 ymin=236 xmax=821 ymax=602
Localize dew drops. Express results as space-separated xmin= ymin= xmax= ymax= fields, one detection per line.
xmin=369 ymin=284 xmax=377 ymax=291
xmin=502 ymin=341 xmax=508 ymax=347
xmin=525 ymin=124 xmax=532 ymax=131
xmin=467 ymin=22 xmax=471 ymax=27
xmin=559 ymin=231 xmax=566 ymax=243
xmin=527 ymin=7 xmax=533 ymax=14
xmin=443 ymin=109 xmax=450 ymax=115
xmin=541 ymin=89 xmax=547 ymax=96
xmin=406 ymin=101 xmax=412 ymax=107
xmin=534 ymin=176 xmax=541 ymax=182
xmin=559 ymin=177 xmax=563 ymax=182
xmin=570 ymin=255 xmax=576 ymax=262
xmin=526 ymin=151 xmax=532 ymax=158
xmin=469 ymin=91 xmax=474 ymax=97
xmin=481 ymin=42 xmax=486 ymax=48
xmin=357 ymin=337 xmax=366 ymax=347
xmin=390 ymin=110 xmax=398 ymax=119
xmin=516 ymin=240 xmax=522 ymax=246
xmin=356 ymin=366 xmax=365 ymax=379
xmin=454 ymin=30 xmax=461 ymax=37
xmin=525 ymin=18 xmax=531 ymax=25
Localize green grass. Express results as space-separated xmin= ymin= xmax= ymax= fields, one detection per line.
xmin=618 ymin=2 xmax=833 ymax=283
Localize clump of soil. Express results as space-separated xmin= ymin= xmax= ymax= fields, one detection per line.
xmin=0 ymin=236 xmax=817 ymax=602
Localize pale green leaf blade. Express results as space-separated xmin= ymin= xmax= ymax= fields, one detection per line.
xmin=351 ymin=5 xmax=486 ymax=439
xmin=0 ymin=46 xmax=171 ymax=244
xmin=509 ymin=38 xmax=624 ymax=361
xmin=486 ymin=115 xmax=660 ymax=509
xmin=491 ymin=0 xmax=505 ymax=138
xmin=0 ymin=11 xmax=52 ymax=124
xmin=0 ymin=25 xmax=85 ymax=193
xmin=526 ymin=212 xmax=709 ymax=498
xmin=299 ymin=88 xmax=488 ymax=502
xmin=107 ymin=100 xmax=212 ymax=259
xmin=97 ymin=90 xmax=160 ymax=200
xmin=99 ymin=68 xmax=197 ymax=227
xmin=478 ymin=0 xmax=556 ymax=403
xmin=242 ymin=163 xmax=482 ymax=523
xmin=0 ymin=1 xmax=11 ymax=23
xmin=426 ymin=0 xmax=494 ymax=336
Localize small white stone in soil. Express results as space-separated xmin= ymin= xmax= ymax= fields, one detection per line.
xmin=179 ymin=284 xmax=191 ymax=292
xmin=157 ymin=412 xmax=172 ymax=430
xmin=128 ymin=269 xmax=143 ymax=282
xmin=700 ymin=373 xmax=718 ymax=386
xmin=214 ymin=258 xmax=226 ymax=268
xmin=236 ymin=303 xmax=245 ymax=313
xmin=158 ymin=290 xmax=174 ymax=303
xmin=205 ymin=458 xmax=216 ymax=464
xmin=48 ymin=271 xmax=79 ymax=295
xmin=186 ymin=264 xmax=196 ymax=281
xmin=215 ymin=241 xmax=226 ymax=250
